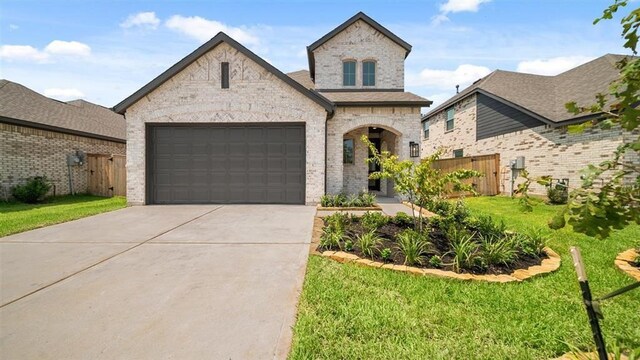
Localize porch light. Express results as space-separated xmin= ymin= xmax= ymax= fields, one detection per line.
xmin=409 ymin=142 xmax=420 ymax=158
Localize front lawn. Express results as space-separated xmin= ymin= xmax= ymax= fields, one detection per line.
xmin=0 ymin=195 xmax=126 ymax=237
xmin=290 ymin=196 xmax=640 ymax=359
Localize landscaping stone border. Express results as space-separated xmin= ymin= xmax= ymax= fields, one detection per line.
xmin=615 ymin=248 xmax=640 ymax=281
xmin=316 ymin=205 xmax=382 ymax=211
xmin=320 ymin=247 xmax=561 ymax=282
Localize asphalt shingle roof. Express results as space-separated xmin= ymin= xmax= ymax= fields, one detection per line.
xmin=0 ymin=79 xmax=125 ymax=141
xmin=286 ymin=70 xmax=431 ymax=106
xmin=424 ymin=54 xmax=631 ymax=123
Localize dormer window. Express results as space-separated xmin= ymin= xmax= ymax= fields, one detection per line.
xmin=363 ymin=61 xmax=376 ymax=86
xmin=343 ymin=61 xmax=356 ymax=86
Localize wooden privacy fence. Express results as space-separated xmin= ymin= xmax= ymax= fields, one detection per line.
xmin=87 ymin=154 xmax=126 ymax=197
xmin=432 ymin=153 xmax=500 ymax=196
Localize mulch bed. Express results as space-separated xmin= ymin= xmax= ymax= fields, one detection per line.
xmin=330 ymin=218 xmax=547 ymax=276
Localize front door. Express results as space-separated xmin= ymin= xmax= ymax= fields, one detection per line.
xmin=368 ymin=138 xmax=381 ymax=191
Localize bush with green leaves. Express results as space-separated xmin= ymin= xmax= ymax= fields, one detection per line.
xmin=319 ymin=227 xmax=347 ymax=251
xmin=324 ymin=212 xmax=350 ymax=233
xmin=479 ymin=234 xmax=518 ymax=267
xmin=360 ymin=211 xmax=389 ymax=232
xmin=429 ymin=255 xmax=443 ymax=268
xmin=392 ymin=212 xmax=413 ymax=227
xmin=465 ymin=214 xmax=507 ymax=239
xmin=514 ymin=228 xmax=549 ymax=258
xmin=320 ymin=192 xmax=376 ymax=207
xmin=446 ymin=227 xmax=480 ymax=272
xmin=380 ymin=248 xmax=392 ymax=262
xmin=344 ymin=239 xmax=354 ymax=252
xmin=356 ymin=230 xmax=384 ymax=259
xmin=396 ymin=229 xmax=431 ymax=266
xmin=547 ymin=185 xmax=568 ymax=205
xmin=11 ymin=176 xmax=51 ymax=204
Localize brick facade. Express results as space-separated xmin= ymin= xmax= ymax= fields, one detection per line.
xmin=421 ymin=94 xmax=635 ymax=195
xmin=327 ymin=106 xmax=422 ymax=195
xmin=0 ymin=123 xmax=125 ymax=200
xmin=312 ymin=20 xmax=405 ymax=90
xmin=125 ymin=42 xmax=328 ymax=205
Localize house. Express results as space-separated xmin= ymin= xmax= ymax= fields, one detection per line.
xmin=0 ymin=80 xmax=126 ymax=199
xmin=114 ymin=12 xmax=431 ymax=205
xmin=420 ymin=54 xmax=638 ymax=195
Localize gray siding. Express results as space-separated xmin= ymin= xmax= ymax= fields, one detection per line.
xmin=476 ymin=93 xmax=544 ymax=140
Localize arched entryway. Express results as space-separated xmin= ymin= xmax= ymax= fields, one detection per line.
xmin=342 ymin=125 xmax=400 ymax=198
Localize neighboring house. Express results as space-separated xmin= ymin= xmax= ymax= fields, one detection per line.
xmin=115 ymin=12 xmax=431 ymax=205
xmin=421 ymin=54 xmax=638 ymax=195
xmin=0 ymin=80 xmax=126 ymax=199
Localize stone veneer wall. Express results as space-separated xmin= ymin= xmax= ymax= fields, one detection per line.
xmin=125 ymin=42 xmax=328 ymax=205
xmin=327 ymin=106 xmax=421 ymax=195
xmin=0 ymin=122 xmax=125 ymax=200
xmin=421 ymin=94 xmax=633 ymax=194
xmin=312 ymin=20 xmax=406 ymax=90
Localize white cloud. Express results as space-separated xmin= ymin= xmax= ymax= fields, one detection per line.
xmin=120 ymin=12 xmax=160 ymax=29
xmin=440 ymin=0 xmax=491 ymax=13
xmin=9 ymin=24 xmax=19 ymax=31
xmin=165 ymin=15 xmax=258 ymax=45
xmin=0 ymin=45 xmax=49 ymax=62
xmin=409 ymin=64 xmax=492 ymax=90
xmin=43 ymin=88 xmax=85 ymax=100
xmin=516 ymin=56 xmax=595 ymax=75
xmin=44 ymin=40 xmax=91 ymax=57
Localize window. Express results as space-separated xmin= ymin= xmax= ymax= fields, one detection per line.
xmin=343 ymin=61 xmax=356 ymax=86
xmin=453 ymin=149 xmax=464 ymax=158
xmin=221 ymin=62 xmax=230 ymax=89
xmin=422 ymin=121 xmax=430 ymax=139
xmin=446 ymin=107 xmax=455 ymax=131
xmin=343 ymin=139 xmax=354 ymax=164
xmin=362 ymin=61 xmax=376 ymax=86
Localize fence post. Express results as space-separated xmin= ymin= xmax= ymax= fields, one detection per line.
xmin=569 ymin=247 xmax=607 ymax=360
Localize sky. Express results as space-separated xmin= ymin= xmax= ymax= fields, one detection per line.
xmin=0 ymin=0 xmax=632 ymax=109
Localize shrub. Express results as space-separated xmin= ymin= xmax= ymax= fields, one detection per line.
xmin=547 ymin=185 xmax=568 ymax=205
xmin=479 ymin=234 xmax=517 ymax=266
xmin=344 ymin=239 xmax=354 ymax=252
xmin=392 ymin=212 xmax=413 ymax=227
xmin=319 ymin=227 xmax=346 ymax=251
xmin=325 ymin=212 xmax=350 ymax=233
xmin=396 ymin=229 xmax=431 ymax=266
xmin=447 ymin=227 xmax=480 ymax=272
xmin=429 ymin=255 xmax=443 ymax=268
xmin=11 ymin=176 xmax=51 ymax=203
xmin=515 ymin=228 xmax=549 ymax=258
xmin=466 ymin=214 xmax=507 ymax=239
xmin=320 ymin=192 xmax=375 ymax=207
xmin=426 ymin=199 xmax=452 ymax=216
xmin=380 ymin=248 xmax=392 ymax=262
xmin=358 ymin=192 xmax=376 ymax=207
xmin=356 ymin=230 xmax=384 ymax=259
xmin=360 ymin=211 xmax=389 ymax=232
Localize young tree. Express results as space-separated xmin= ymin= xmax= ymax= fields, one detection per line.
xmin=551 ymin=1 xmax=639 ymax=238
xmin=362 ymin=136 xmax=480 ymax=231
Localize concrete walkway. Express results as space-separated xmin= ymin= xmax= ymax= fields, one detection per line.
xmin=0 ymin=205 xmax=315 ymax=359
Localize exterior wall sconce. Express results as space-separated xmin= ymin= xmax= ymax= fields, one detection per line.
xmin=409 ymin=142 xmax=419 ymax=158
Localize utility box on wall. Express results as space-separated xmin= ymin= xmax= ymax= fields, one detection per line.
xmin=510 ymin=156 xmax=525 ymax=170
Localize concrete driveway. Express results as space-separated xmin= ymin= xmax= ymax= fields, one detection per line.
xmin=0 ymin=204 xmax=315 ymax=359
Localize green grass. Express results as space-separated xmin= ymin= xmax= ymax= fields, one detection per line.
xmin=290 ymin=196 xmax=640 ymax=359
xmin=0 ymin=195 xmax=126 ymax=237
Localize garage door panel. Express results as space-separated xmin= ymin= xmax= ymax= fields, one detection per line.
xmin=149 ymin=124 xmax=305 ymax=204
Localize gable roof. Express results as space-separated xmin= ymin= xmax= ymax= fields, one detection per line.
xmin=113 ymin=32 xmax=334 ymax=115
xmin=306 ymin=12 xmax=412 ymax=81
xmin=0 ymin=79 xmax=125 ymax=142
xmin=423 ymin=54 xmax=632 ymax=125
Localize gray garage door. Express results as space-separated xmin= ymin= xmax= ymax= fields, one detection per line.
xmin=147 ymin=124 xmax=305 ymax=204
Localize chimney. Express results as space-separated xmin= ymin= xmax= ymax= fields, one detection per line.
xmin=456 ymin=85 xmax=459 ymax=94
